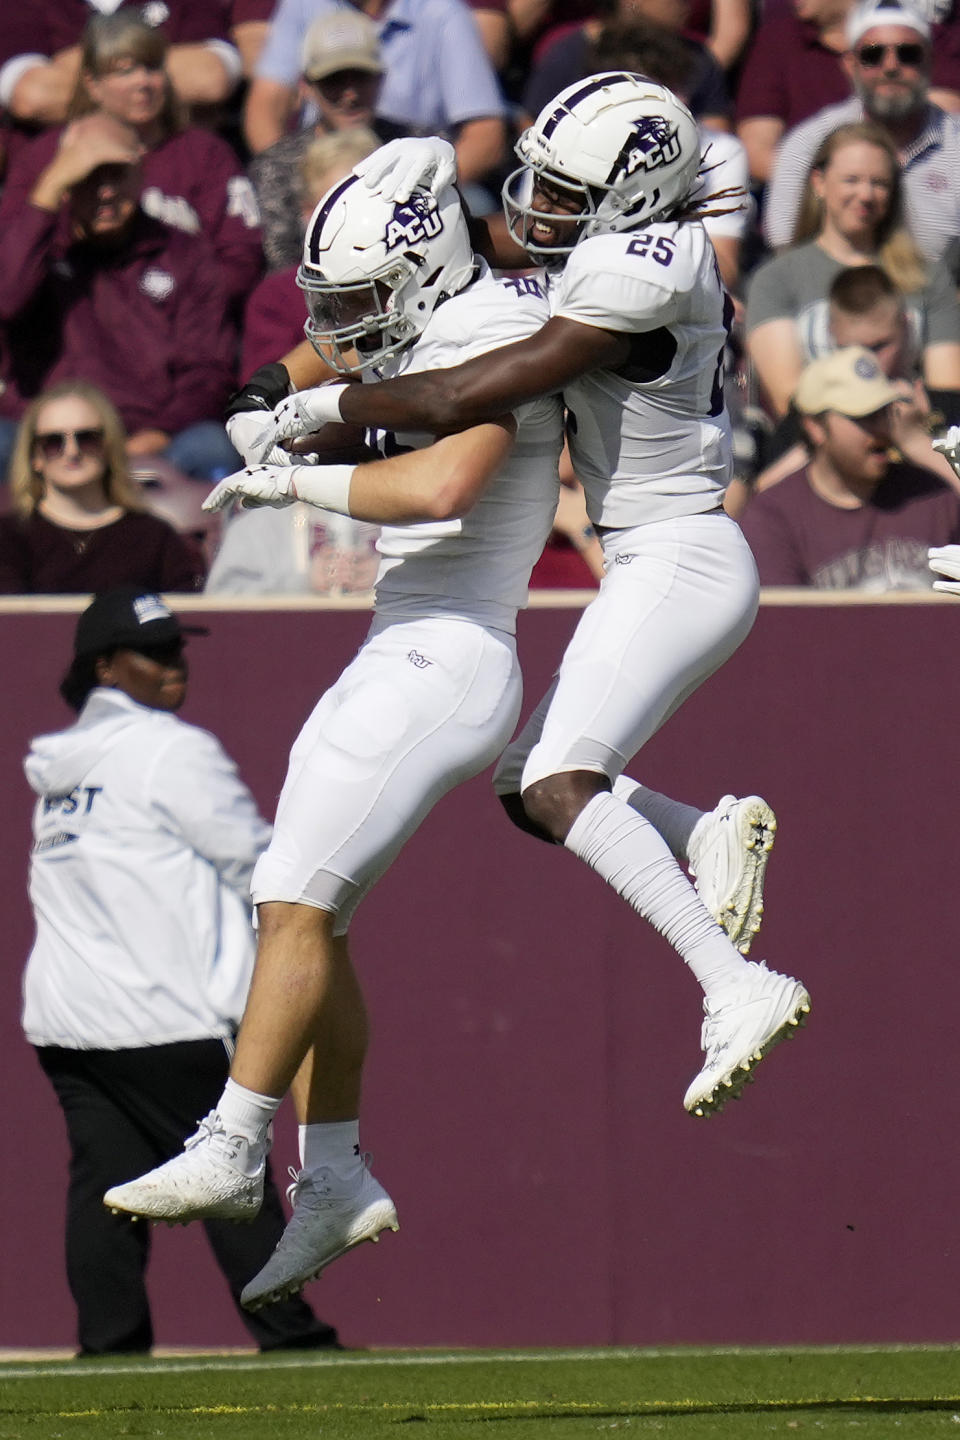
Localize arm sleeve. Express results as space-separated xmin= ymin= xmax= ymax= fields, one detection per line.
xmin=150 ymin=727 xmax=272 ymax=900
xmin=739 ymin=495 xmax=807 ymax=585
xmin=0 ymin=204 xmax=59 ymax=320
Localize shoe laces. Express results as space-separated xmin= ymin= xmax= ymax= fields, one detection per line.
xmin=285 ymin=1152 xmax=373 ymax=1209
xmin=185 ymin=1110 xmax=244 ymax=1163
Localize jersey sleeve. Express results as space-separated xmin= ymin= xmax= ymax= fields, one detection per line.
xmin=552 ymin=232 xmax=697 ymax=335
xmin=434 ymin=273 xmax=551 ymax=362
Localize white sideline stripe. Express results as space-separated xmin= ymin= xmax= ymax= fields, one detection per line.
xmin=2 ymin=1343 xmax=957 ymax=1381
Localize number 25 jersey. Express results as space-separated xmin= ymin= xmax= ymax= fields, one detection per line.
xmin=550 ymin=219 xmax=733 ymax=531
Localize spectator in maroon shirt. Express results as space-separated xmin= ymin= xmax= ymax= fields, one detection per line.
xmin=0 ymin=11 xmax=263 ymax=307
xmin=0 ymin=382 xmax=205 ymax=594
xmin=735 ymin=0 xmax=854 ymax=183
xmin=0 ymin=0 xmax=270 ymax=134
xmin=0 ymin=115 xmax=241 ymax=481
xmin=741 ymin=346 xmax=960 ymax=588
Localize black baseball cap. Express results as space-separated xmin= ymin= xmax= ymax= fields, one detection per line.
xmin=72 ymin=588 xmax=208 ymax=659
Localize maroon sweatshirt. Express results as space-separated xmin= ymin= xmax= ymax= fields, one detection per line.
xmin=0 ymin=207 xmax=237 ymax=434
xmin=0 ymin=126 xmax=263 ymax=303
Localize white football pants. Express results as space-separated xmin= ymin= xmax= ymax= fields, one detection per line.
xmin=493 ymin=511 xmax=759 ymax=795
xmin=252 ymin=614 xmax=521 ymax=931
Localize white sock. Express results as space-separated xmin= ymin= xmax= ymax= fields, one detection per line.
xmin=217 ymin=1077 xmax=281 ymax=1156
xmin=613 ymin=776 xmax=703 ymax=861
xmin=299 ymin=1120 xmax=362 ymax=1182
xmin=565 ymin=792 xmax=748 ymax=996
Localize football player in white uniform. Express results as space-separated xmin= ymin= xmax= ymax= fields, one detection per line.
xmin=103 ymin=180 xmax=565 ymax=1305
xmin=244 ymin=75 xmax=812 ymax=1119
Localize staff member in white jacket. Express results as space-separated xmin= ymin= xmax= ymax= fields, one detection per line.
xmin=22 ymin=588 xmax=339 ymax=1356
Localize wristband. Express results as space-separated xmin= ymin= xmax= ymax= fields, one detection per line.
xmin=311 ymin=383 xmax=349 ymax=424
xmin=290 ymin=464 xmax=354 ymax=516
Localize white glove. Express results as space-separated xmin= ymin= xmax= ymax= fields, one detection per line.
xmin=928 ymin=544 xmax=960 ymax=596
xmin=932 ymin=425 xmax=960 ymax=477
xmin=225 ymin=410 xmax=296 ymax=468
xmin=248 ymin=385 xmax=349 ymax=465
xmin=354 ymin=136 xmax=457 ymax=203
xmin=203 ymin=465 xmax=299 ymax=513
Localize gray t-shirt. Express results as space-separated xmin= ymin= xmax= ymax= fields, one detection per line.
xmin=744 ymin=241 xmax=960 ymax=372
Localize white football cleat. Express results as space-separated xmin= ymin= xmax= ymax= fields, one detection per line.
xmin=687 ymin=795 xmax=776 ymax=954
xmin=103 ymin=1111 xmax=265 ymax=1222
xmin=684 ymin=961 xmax=811 ymax=1117
xmin=241 ymin=1159 xmax=399 ymax=1310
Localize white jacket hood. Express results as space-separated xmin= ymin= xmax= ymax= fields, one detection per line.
xmin=25 ymin=689 xmax=148 ymax=799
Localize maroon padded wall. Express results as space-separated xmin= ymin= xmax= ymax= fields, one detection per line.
xmin=1 ymin=598 xmax=958 ymax=1350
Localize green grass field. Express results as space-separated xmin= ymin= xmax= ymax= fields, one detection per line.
xmin=4 ymin=1346 xmax=960 ymax=1440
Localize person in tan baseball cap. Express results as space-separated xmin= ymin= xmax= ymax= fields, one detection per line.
xmin=792 ymin=345 xmax=903 ymax=419
xmin=300 ymin=10 xmax=384 ymax=131
xmin=740 ymin=345 xmax=960 ymax=588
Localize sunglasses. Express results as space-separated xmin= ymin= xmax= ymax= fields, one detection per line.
xmin=34 ymin=428 xmax=105 ymax=460
xmin=856 ymin=41 xmax=926 ymax=68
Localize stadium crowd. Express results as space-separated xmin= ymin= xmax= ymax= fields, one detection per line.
xmin=1 ymin=0 xmax=960 ymax=593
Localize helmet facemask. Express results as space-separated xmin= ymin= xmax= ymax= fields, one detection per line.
xmin=299 ymin=177 xmax=476 ymax=375
xmin=297 ymin=256 xmax=420 ymax=376
xmin=503 ymin=73 xmax=703 ymax=258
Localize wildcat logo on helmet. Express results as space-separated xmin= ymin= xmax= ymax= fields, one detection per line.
xmin=384 ymin=194 xmax=443 ymax=252
xmin=607 ymin=117 xmax=682 ymax=185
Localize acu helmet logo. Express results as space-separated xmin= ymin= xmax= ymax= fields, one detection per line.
xmin=383 ymin=194 xmax=443 ymax=252
xmin=607 ymin=116 xmax=682 ymax=185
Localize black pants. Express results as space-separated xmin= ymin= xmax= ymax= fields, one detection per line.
xmin=36 ymin=1040 xmax=341 ymax=1356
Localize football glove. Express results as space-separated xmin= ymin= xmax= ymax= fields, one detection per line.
xmin=248 ymin=385 xmax=348 ymax=464
xmin=203 ymin=465 xmax=299 ymax=513
xmin=224 ymin=362 xmax=295 ymax=466
xmin=928 ymin=544 xmax=960 ymax=596
xmin=354 ymin=136 xmax=457 ymax=203
xmin=226 ymin=410 xmax=297 ymax=468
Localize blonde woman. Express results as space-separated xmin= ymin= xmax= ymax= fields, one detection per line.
xmin=745 ymin=121 xmax=960 ymax=420
xmin=0 ymin=383 xmax=205 ymax=594
xmin=0 ymin=10 xmax=262 ymax=304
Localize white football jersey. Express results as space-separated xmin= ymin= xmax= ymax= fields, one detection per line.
xmin=549 ymin=221 xmax=733 ymax=530
xmin=368 ymin=262 xmax=563 ymax=633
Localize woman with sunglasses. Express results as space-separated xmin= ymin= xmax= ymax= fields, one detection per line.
xmin=0 ymin=382 xmax=206 ymax=594
xmin=745 ymin=120 xmax=960 ymax=443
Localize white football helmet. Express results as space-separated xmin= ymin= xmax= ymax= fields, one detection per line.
xmin=298 ymin=175 xmax=475 ymax=374
xmin=502 ymin=72 xmax=702 ymax=257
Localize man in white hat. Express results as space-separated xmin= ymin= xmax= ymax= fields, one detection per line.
xmin=741 ymin=346 xmax=960 ymax=588
xmin=763 ymin=1 xmax=960 ymax=269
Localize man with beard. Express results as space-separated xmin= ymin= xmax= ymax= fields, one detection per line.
xmin=763 ymin=0 xmax=960 ymax=274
